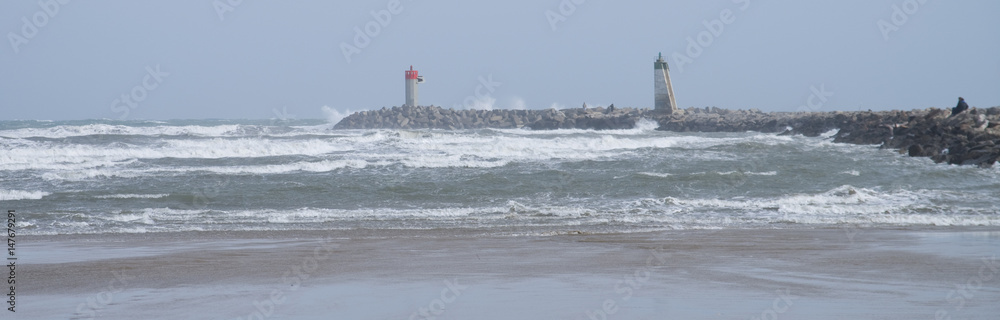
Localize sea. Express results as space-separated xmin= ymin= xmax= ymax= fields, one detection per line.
xmin=2 ymin=119 xmax=998 ymax=236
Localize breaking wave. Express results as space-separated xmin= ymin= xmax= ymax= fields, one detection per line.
xmin=0 ymin=189 xmax=50 ymax=201
xmin=17 ymin=184 xmax=998 ymax=235
xmin=5 ymin=119 xmax=997 ymax=235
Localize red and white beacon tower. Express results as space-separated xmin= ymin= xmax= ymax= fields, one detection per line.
xmin=404 ymin=66 xmax=424 ymax=107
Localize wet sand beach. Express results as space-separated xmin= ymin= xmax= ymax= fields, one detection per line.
xmin=14 ymin=227 xmax=1000 ymax=319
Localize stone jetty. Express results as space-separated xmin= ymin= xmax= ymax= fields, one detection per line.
xmin=333 ymin=105 xmax=648 ymax=130
xmin=334 ymin=105 xmax=1000 ymax=167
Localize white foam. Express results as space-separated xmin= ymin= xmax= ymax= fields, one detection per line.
xmin=95 ymin=194 xmax=169 ymax=199
xmin=161 ymin=138 xmax=354 ymax=158
xmin=41 ymin=160 xmax=370 ymax=180
xmin=2 ymin=126 xmax=838 ymax=179
xmin=17 ymin=191 xmax=1000 ymax=235
xmin=106 ymin=211 xmax=156 ymax=225
xmin=493 ymin=118 xmax=660 ymax=136
xmin=638 ymin=172 xmax=672 ymax=178
xmin=0 ymin=124 xmax=939 ymax=193
xmin=322 ymin=106 xmax=355 ymax=125
xmin=400 ymin=156 xmax=509 ymax=168
xmin=663 ymin=185 xmax=914 ymax=216
xmin=0 ymin=123 xmax=350 ymax=140
xmin=0 ymin=189 xmax=50 ymax=201
xmin=820 ymin=129 xmax=840 ymax=138
xmin=0 ymin=124 xmax=243 ymax=139
xmin=0 ymin=138 xmax=356 ymax=173
xmin=620 ymin=185 xmax=1000 ymax=226
xmin=715 ymin=171 xmax=778 ymax=176
xmin=387 ymin=134 xmax=677 ymax=162
xmin=186 ymin=159 xmax=369 ymax=174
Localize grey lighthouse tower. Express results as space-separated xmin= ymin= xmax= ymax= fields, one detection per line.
xmin=404 ymin=66 xmax=424 ymax=107
xmin=653 ymin=53 xmax=678 ymax=114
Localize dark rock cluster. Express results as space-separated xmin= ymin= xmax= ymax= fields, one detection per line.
xmin=831 ymin=108 xmax=1000 ymax=167
xmin=656 ymin=107 xmax=1000 ymax=167
xmin=333 ymin=105 xmax=1000 ymax=167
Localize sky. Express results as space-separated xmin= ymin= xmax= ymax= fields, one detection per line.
xmin=1 ymin=0 xmax=998 ymax=120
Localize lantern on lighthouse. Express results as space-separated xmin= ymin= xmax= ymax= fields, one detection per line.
xmin=405 ymin=66 xmax=424 ymax=107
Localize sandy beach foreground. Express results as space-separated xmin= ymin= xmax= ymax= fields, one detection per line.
xmin=15 ymin=228 xmax=1000 ymax=319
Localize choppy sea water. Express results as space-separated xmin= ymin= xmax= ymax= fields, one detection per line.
xmin=1 ymin=119 xmax=997 ymax=236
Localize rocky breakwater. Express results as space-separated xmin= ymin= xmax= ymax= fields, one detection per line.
xmin=333 ymin=104 xmax=1000 ymax=167
xmin=333 ymin=105 xmax=651 ymax=130
xmin=657 ymin=107 xmax=1000 ymax=167
xmin=834 ymin=108 xmax=1000 ymax=167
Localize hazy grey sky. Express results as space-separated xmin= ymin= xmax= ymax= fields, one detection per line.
xmin=2 ymin=0 xmax=998 ymax=120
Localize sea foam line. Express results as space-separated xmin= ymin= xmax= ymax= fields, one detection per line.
xmin=0 ymin=189 xmax=50 ymax=201
xmin=95 ymin=194 xmax=170 ymax=199
xmin=0 ymin=123 xmax=342 ymax=139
